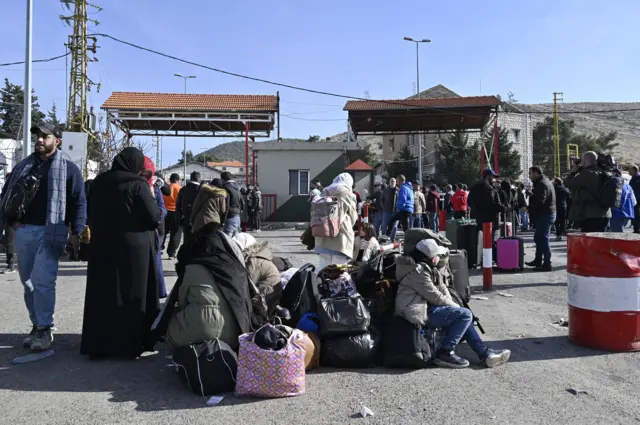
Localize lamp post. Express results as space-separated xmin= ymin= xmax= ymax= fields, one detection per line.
xmin=403 ymin=36 xmax=431 ymax=184
xmin=23 ymin=0 xmax=33 ymax=159
xmin=174 ymin=73 xmax=196 ymax=182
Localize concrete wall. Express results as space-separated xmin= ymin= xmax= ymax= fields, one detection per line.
xmin=256 ymin=149 xmax=349 ymax=222
xmin=382 ymin=112 xmax=534 ymax=181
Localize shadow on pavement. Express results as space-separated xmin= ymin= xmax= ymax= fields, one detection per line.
xmin=486 ymin=281 xmax=567 ymax=291
xmin=0 ymin=333 xmax=262 ymax=411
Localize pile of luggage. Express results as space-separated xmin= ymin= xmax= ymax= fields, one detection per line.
xmin=170 ymin=229 xmax=477 ymax=399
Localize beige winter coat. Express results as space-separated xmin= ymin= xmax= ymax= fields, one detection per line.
xmin=394 ymin=255 xmax=458 ymax=326
xmin=414 ymin=191 xmax=426 ymax=214
xmin=243 ymin=241 xmax=283 ymax=312
xmin=314 ymin=193 xmax=358 ymax=259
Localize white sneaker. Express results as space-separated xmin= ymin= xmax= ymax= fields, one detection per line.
xmin=484 ymin=348 xmax=511 ymax=368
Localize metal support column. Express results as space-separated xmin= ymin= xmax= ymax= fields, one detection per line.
xmin=23 ymin=0 xmax=33 ymax=159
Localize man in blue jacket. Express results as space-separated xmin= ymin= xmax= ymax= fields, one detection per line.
xmin=629 ymin=165 xmax=640 ymax=233
xmin=0 ymin=124 xmax=86 ymax=351
xmin=388 ymin=174 xmax=414 ymax=242
xmin=611 ymin=170 xmax=636 ymax=232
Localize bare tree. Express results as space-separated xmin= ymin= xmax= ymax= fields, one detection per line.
xmin=90 ymin=115 xmax=153 ymax=173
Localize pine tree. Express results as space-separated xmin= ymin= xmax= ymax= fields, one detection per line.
xmin=385 ymin=145 xmax=417 ymax=182
xmin=178 ymin=149 xmax=194 ymax=164
xmin=481 ymin=126 xmax=522 ymax=182
xmin=435 ymin=131 xmax=481 ymax=186
xmin=532 ymin=117 xmax=576 ymax=175
xmin=0 ymin=78 xmax=45 ymax=138
xmin=46 ymin=102 xmax=66 ymax=134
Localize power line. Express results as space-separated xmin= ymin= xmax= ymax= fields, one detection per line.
xmin=0 ymin=52 xmax=70 ymax=67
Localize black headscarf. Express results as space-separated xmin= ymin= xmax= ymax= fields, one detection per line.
xmin=211 ymin=178 xmax=223 ymax=188
xmin=112 ymin=147 xmax=144 ymax=173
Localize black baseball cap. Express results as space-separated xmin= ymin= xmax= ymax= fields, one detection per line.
xmin=30 ymin=123 xmax=61 ymax=138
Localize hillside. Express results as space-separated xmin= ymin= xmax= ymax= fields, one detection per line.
xmin=196 ymin=138 xmax=305 ymax=162
xmin=519 ymin=102 xmax=640 ymax=162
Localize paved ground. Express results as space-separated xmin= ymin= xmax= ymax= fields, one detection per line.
xmin=1 ymin=230 xmax=639 ymax=425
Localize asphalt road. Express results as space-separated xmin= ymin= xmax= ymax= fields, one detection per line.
xmin=1 ymin=230 xmax=639 ymax=425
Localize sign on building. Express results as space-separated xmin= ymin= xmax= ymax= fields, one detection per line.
xmin=61 ymin=132 xmax=88 ymax=177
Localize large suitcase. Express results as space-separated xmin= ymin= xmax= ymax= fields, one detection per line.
xmin=496 ymin=213 xmax=524 ymax=271
xmin=446 ymin=218 xmax=475 ymax=250
xmin=382 ymin=316 xmax=432 ymax=369
xmin=449 ymin=249 xmax=471 ymax=302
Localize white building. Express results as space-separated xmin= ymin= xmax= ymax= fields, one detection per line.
xmin=206 ymin=160 xmax=246 ymax=175
xmin=381 ymin=85 xmax=534 ymax=181
xmin=160 ymin=161 xmax=222 ymax=183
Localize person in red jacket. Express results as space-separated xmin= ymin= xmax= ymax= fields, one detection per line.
xmin=450 ymin=184 xmax=468 ymax=219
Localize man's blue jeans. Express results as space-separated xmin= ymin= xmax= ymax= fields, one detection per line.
xmin=223 ymin=215 xmax=241 ymax=237
xmin=15 ymin=225 xmax=66 ymax=328
xmin=412 ymin=213 xmax=423 ymax=229
xmin=380 ymin=212 xmax=394 ymax=238
xmin=519 ymin=208 xmax=529 ymax=230
xmin=372 ymin=212 xmax=384 ymax=237
xmin=426 ymin=305 xmax=487 ymax=357
xmin=610 ymin=217 xmax=629 ymax=233
xmin=534 ymin=213 xmax=556 ymax=265
xmin=428 ymin=212 xmax=439 ymax=232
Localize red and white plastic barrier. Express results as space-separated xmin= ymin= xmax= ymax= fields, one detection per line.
xmin=567 ymin=233 xmax=640 ymax=351
xmin=482 ymin=222 xmax=493 ymax=291
xmin=380 ymin=241 xmax=401 ymax=252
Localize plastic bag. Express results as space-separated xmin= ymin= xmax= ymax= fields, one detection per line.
xmin=320 ymin=329 xmax=381 ymax=368
xmin=318 ymin=296 xmax=371 ymax=337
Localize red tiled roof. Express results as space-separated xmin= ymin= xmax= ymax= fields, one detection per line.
xmin=207 ymin=160 xmax=245 ymax=168
xmin=345 ymin=159 xmax=374 ymax=171
xmin=343 ymin=95 xmax=501 ymax=111
xmin=102 ymin=92 xmax=279 ymax=112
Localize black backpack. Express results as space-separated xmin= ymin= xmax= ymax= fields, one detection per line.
xmin=172 ymin=339 xmax=238 ymax=396
xmin=382 ymin=315 xmax=432 ymax=369
xmin=278 ymin=263 xmax=317 ymax=327
xmin=3 ymin=171 xmax=41 ymax=223
xmin=598 ymin=171 xmax=624 ymax=209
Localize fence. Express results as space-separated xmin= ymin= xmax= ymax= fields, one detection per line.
xmin=261 ymin=194 xmax=277 ymax=222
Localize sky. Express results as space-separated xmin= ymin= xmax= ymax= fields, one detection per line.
xmin=2 ymin=0 xmax=639 ymax=167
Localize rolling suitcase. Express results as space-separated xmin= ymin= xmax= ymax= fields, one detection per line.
xmin=496 ymin=212 xmax=524 ymax=271
xmin=449 ymin=249 xmax=471 ymax=302
xmin=446 ymin=218 xmax=475 ymax=250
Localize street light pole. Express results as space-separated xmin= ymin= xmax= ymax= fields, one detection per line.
xmin=404 ymin=37 xmax=431 ymax=184
xmin=174 ymin=73 xmax=196 ymax=182
xmin=23 ymin=0 xmax=33 ymax=159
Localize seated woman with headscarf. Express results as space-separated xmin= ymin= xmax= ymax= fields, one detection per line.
xmin=81 ymin=147 xmax=163 ymax=359
xmin=313 ymin=173 xmax=358 ymax=271
xmin=165 ymin=182 xmax=254 ymax=350
xmin=234 ymin=233 xmax=282 ymax=316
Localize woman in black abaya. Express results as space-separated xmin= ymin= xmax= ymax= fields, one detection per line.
xmin=81 ymin=147 xmax=163 ymax=358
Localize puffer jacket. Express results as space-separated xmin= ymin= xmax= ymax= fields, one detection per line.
xmin=394 ymin=256 xmax=457 ymax=326
xmin=166 ymin=263 xmax=242 ymax=350
xmin=564 ymin=166 xmax=611 ymax=221
xmin=243 ymin=241 xmax=282 ymax=313
xmin=190 ymin=184 xmax=228 ymax=232
xmin=314 ymin=193 xmax=358 ymax=259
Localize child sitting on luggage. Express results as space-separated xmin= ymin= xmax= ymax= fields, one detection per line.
xmin=394 ymin=238 xmax=511 ymax=369
xmin=354 ymin=223 xmax=381 ymax=262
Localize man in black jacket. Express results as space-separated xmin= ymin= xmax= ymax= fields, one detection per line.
xmin=527 ymin=167 xmax=556 ymax=271
xmin=629 ymin=165 xmax=640 ymax=233
xmin=469 ymin=169 xmax=505 ymax=244
xmin=176 ymin=171 xmax=201 ymax=243
xmin=221 ymin=171 xmax=243 ymax=237
xmin=553 ymin=178 xmax=570 ymax=241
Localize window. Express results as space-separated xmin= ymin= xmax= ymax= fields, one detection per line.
xmin=222 ymin=166 xmax=227 ymax=171
xmin=512 ymin=129 xmax=521 ymax=144
xmin=239 ymin=167 xmax=244 ymax=172
xmin=289 ymin=169 xmax=310 ymax=195
xmin=389 ymin=137 xmax=395 ymax=152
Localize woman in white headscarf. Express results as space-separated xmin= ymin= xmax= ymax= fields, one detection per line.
xmin=313 ymin=173 xmax=358 ymax=271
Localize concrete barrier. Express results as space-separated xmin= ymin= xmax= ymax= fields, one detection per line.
xmin=567 ymin=232 xmax=640 ymax=351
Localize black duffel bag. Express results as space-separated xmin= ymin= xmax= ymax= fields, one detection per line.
xmin=320 ymin=328 xmax=381 ymax=368
xmin=172 ymin=339 xmax=238 ymax=396
xmin=318 ymin=295 xmax=371 ymax=337
xmin=278 ymin=263 xmax=318 ymax=327
xmin=382 ymin=315 xmax=432 ymax=369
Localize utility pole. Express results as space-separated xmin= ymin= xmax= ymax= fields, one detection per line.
xmin=174 ymin=74 xmax=196 ymax=181
xmin=61 ymin=0 xmax=101 ymax=133
xmin=404 ymin=36 xmax=431 ymax=184
xmin=23 ymin=0 xmax=33 ymax=160
xmin=553 ymin=92 xmax=563 ymax=178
